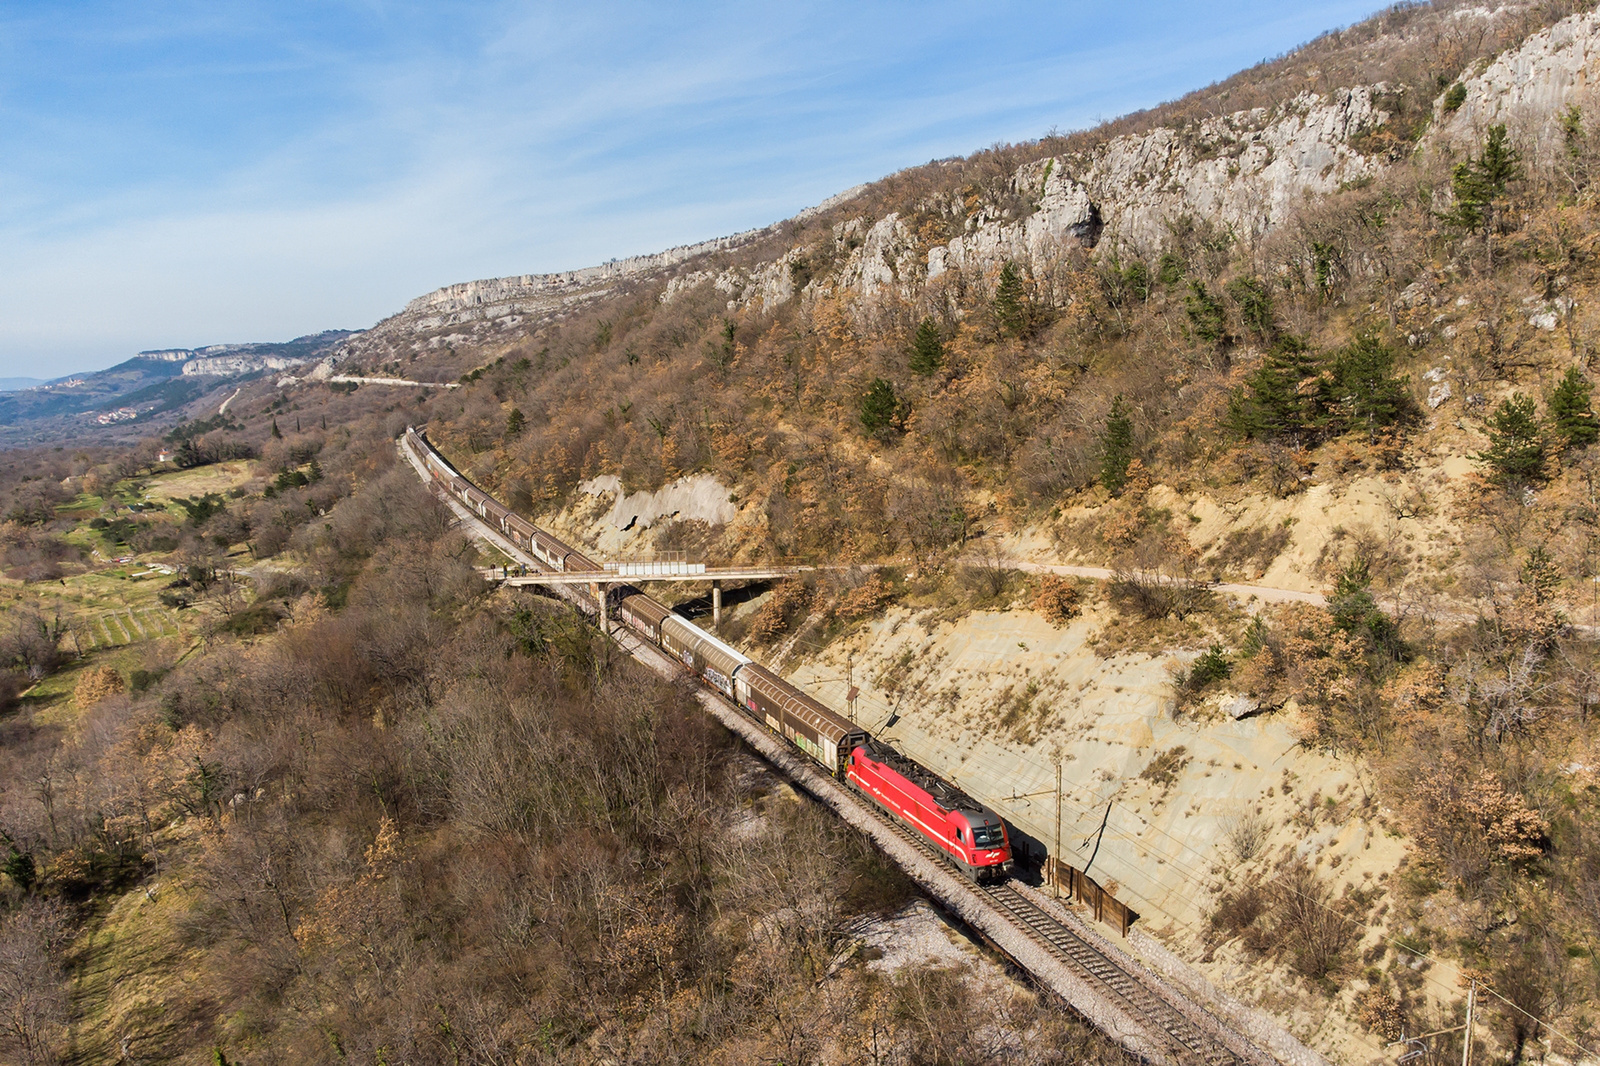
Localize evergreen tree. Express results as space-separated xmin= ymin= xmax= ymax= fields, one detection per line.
xmin=1099 ymin=395 xmax=1136 ymax=494
xmin=1157 ymin=252 xmax=1186 ymax=287
xmin=505 ymin=406 xmax=526 ymax=439
xmin=1549 ymin=365 xmax=1599 ymax=447
xmin=1447 ymin=123 xmax=1522 ymax=233
xmin=1226 ymin=276 xmax=1276 ymax=342
xmin=3 ymin=843 xmax=36 ymax=892
xmin=908 ymin=318 xmax=945 ymax=377
xmin=1480 ymin=393 xmax=1546 ymax=486
xmin=1329 ymin=334 xmax=1414 ymax=436
xmin=1185 ymin=281 xmax=1229 ymax=346
xmin=270 ymin=418 xmax=282 ymax=439
xmin=1479 ymin=123 xmax=1523 ymax=193
xmin=1227 ymin=337 xmax=1320 ymax=441
xmin=993 ymin=262 xmax=1030 ymax=337
xmin=859 ymin=378 xmax=902 ymax=439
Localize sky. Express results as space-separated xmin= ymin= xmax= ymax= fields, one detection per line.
xmin=0 ymin=0 xmax=1386 ymax=381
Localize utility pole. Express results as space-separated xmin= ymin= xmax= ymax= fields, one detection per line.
xmin=846 ymin=653 xmax=858 ymax=724
xmin=1054 ymin=761 xmax=1063 ymax=899
xmin=1462 ymin=980 xmax=1475 ymax=1066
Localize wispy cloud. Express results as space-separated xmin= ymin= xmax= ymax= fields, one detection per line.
xmin=0 ymin=0 xmax=1381 ymax=377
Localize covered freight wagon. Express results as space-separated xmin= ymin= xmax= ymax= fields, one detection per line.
xmin=620 ymin=593 xmax=672 ymax=644
xmin=734 ymin=663 xmax=866 ymax=776
xmin=659 ymin=615 xmax=749 ymax=698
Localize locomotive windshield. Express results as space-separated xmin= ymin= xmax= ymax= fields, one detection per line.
xmin=971 ymin=822 xmax=1005 ymax=848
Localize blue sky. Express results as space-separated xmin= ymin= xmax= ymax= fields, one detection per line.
xmin=0 ymin=1 xmax=1384 ymax=380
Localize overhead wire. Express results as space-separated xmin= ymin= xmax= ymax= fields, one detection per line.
xmin=439 ymin=463 xmax=1591 ymax=1058
xmin=786 ymin=664 xmax=1600 ymax=1057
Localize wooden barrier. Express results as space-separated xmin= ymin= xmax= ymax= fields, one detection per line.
xmin=1046 ymin=858 xmax=1137 ymax=937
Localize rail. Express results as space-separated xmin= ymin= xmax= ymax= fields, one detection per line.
xmin=398 ymin=430 xmax=1298 ymax=1066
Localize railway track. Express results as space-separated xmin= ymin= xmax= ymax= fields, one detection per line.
xmin=399 ymin=435 xmax=1282 ymax=1066
xmin=855 ymin=788 xmax=1244 ymax=1066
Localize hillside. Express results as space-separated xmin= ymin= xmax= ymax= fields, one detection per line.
xmin=0 ymin=331 xmax=359 ymax=447
xmin=9 ymin=1 xmax=1600 ymax=1062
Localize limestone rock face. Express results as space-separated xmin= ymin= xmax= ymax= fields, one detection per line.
xmin=1082 ymin=87 xmax=1389 ymax=250
xmin=831 ymin=214 xmax=920 ymax=300
xmin=1431 ymin=9 xmax=1600 ymax=163
xmin=181 ymin=354 xmax=311 ymax=377
xmin=924 ymin=86 xmax=1390 ymax=293
xmin=932 ymin=168 xmax=1099 ymax=286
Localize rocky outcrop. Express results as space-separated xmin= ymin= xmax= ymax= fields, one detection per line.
xmin=335 ymin=9 xmax=1600 ymax=351
xmin=387 ymin=184 xmax=872 ymax=335
xmin=181 ymin=353 xmax=313 ymax=377
xmin=922 ymin=86 xmax=1391 ymax=294
xmin=1431 ymin=9 xmax=1600 ymax=163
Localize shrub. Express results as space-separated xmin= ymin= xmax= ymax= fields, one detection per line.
xmin=836 ymin=573 xmax=895 ymax=620
xmin=749 ymin=580 xmax=813 ymax=644
xmin=1226 ymin=276 xmax=1276 ymax=341
xmin=74 ymin=666 xmax=124 ymax=710
xmin=1140 ymin=746 xmax=1190 ymax=787
xmin=1033 ymin=575 xmax=1080 ymax=626
xmin=1185 ymin=281 xmax=1229 ymax=345
xmin=1270 ymin=861 xmax=1356 ymax=980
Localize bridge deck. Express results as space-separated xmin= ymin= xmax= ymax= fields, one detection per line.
xmin=481 ymin=567 xmax=808 ymax=586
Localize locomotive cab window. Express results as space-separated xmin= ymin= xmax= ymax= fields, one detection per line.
xmin=972 ymin=823 xmax=1004 ymax=847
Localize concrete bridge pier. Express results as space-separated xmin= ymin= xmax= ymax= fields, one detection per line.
xmin=712 ymin=580 xmax=722 ymax=628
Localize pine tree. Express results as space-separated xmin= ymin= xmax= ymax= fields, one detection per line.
xmin=1227 ymin=337 xmax=1324 ymax=442
xmin=909 ymin=318 xmax=945 ymax=377
xmin=505 ymin=406 xmax=526 ymax=439
xmin=1480 ymin=393 xmax=1546 ymax=486
xmin=1185 ymin=281 xmax=1229 ymax=346
xmin=1330 ymin=334 xmax=1413 ymax=436
xmin=1447 ymin=123 xmax=1522 ymax=233
xmin=993 ymin=262 xmax=1030 ymax=337
xmin=1226 ymin=276 xmax=1276 ymax=342
xmin=1099 ymin=395 xmax=1136 ymax=494
xmin=1479 ymin=123 xmax=1523 ymax=193
xmin=270 ymin=418 xmax=282 ymax=439
xmin=859 ymin=378 xmax=902 ymax=439
xmin=1549 ymin=366 xmax=1599 ymax=448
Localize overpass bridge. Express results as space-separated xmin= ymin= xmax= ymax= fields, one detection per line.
xmin=478 ymin=561 xmax=811 ymax=626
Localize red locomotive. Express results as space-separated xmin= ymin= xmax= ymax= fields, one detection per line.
xmin=848 ymin=742 xmax=1014 ymax=882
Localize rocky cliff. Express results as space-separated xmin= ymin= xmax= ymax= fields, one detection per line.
xmin=336 ymin=5 xmax=1600 ymax=365
xmin=1432 ymin=7 xmax=1600 ymax=161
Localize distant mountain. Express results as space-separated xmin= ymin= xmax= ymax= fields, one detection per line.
xmin=0 ymin=377 xmax=43 ymax=393
xmin=0 ymin=329 xmax=359 ymax=444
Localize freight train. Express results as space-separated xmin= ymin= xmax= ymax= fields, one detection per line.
xmin=404 ymin=427 xmax=1016 ymax=883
